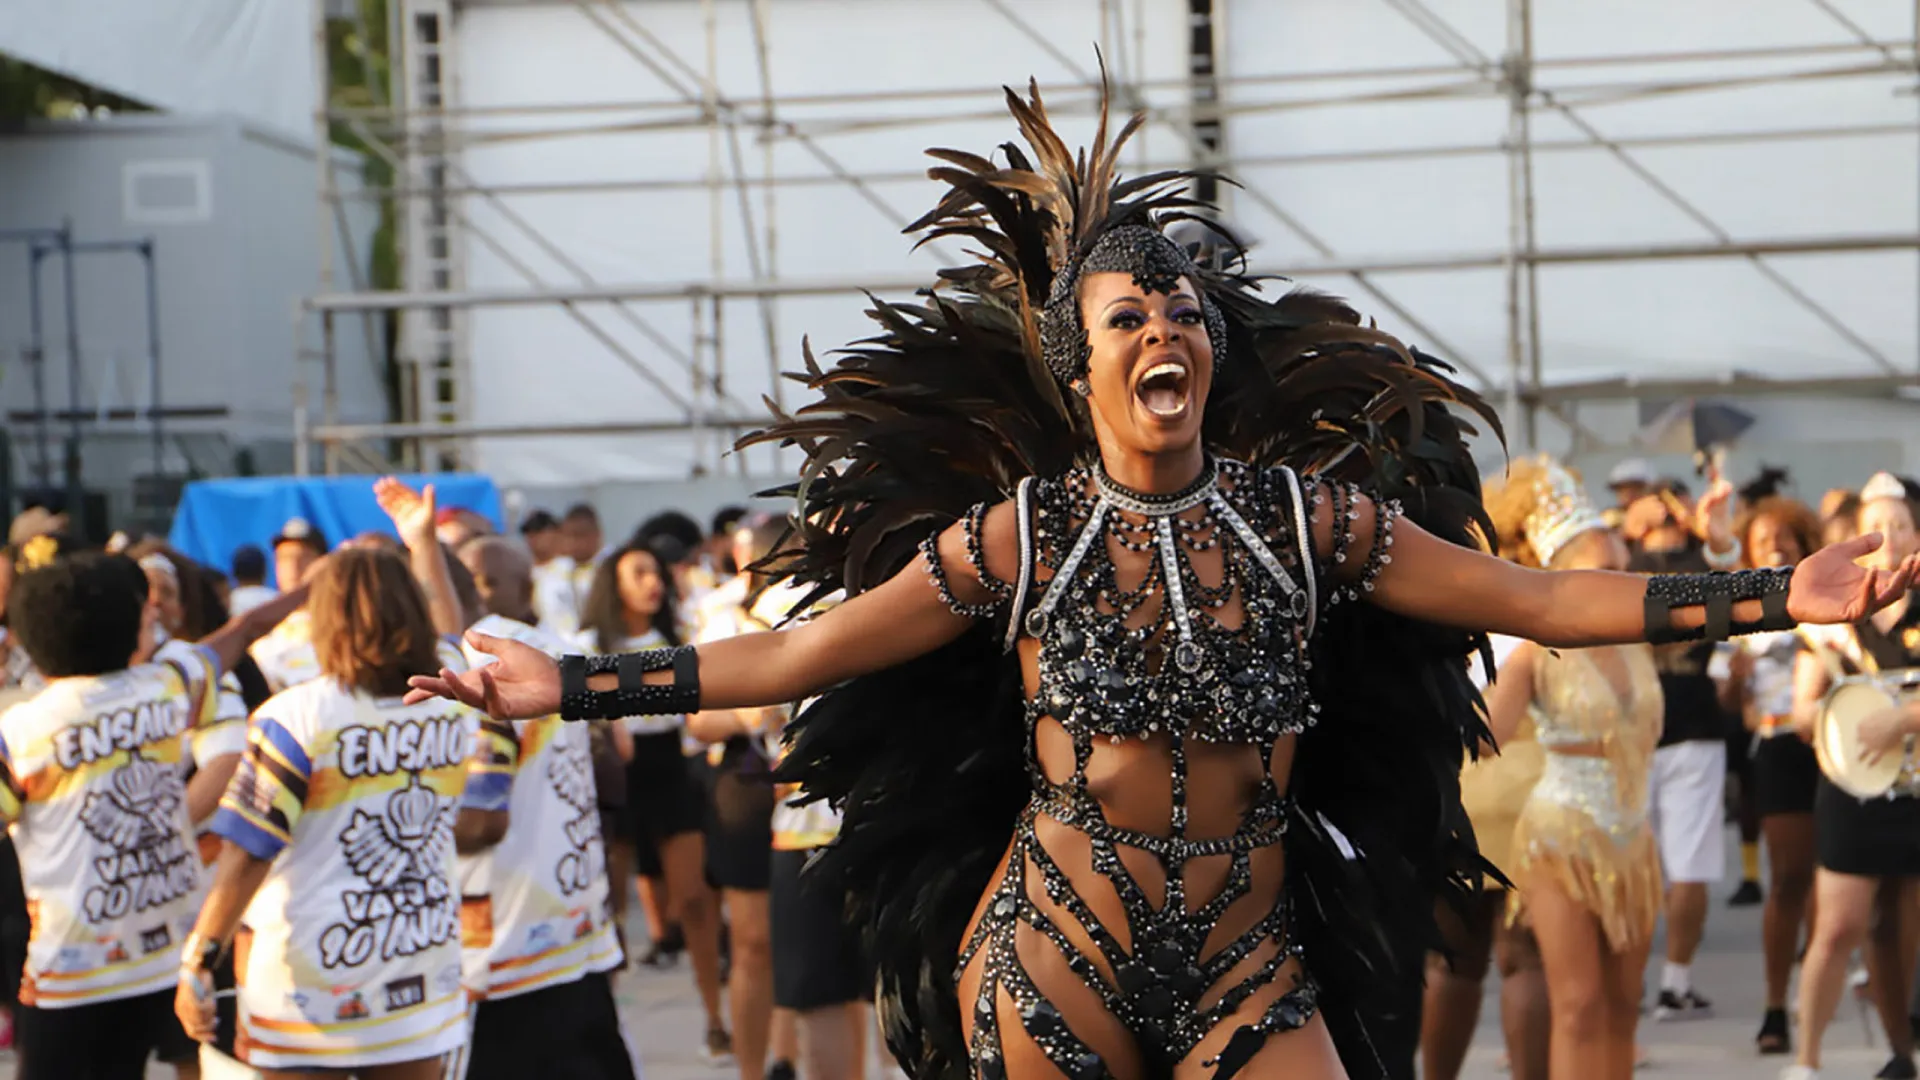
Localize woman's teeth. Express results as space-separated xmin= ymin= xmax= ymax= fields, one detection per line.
xmin=1138 ymin=362 xmax=1188 ymax=417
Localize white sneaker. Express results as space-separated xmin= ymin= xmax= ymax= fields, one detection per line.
xmin=1780 ymin=1066 xmax=1819 ymax=1080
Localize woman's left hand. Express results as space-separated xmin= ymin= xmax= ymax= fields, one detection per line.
xmin=1787 ymin=533 xmax=1920 ymax=626
xmin=174 ymin=968 xmax=216 ymax=1043
xmin=1856 ymin=704 xmax=1916 ymax=764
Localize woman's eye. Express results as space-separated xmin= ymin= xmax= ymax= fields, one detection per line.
xmin=1107 ymin=311 xmax=1144 ymax=329
xmin=1173 ymin=308 xmax=1202 ymax=324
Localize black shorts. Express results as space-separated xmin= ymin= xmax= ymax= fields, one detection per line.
xmin=771 ymin=848 xmax=871 ymax=1010
xmin=706 ymin=739 xmax=775 ymax=892
xmin=468 ymin=971 xmax=636 ymax=1080
xmin=627 ymin=731 xmax=707 ymax=878
xmin=1753 ymin=735 xmax=1820 ymax=818
xmin=1817 ymin=779 xmax=1920 ymax=876
xmin=15 ymin=987 xmax=197 ymax=1079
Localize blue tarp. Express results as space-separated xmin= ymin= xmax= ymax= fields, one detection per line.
xmin=169 ymin=475 xmax=503 ymax=587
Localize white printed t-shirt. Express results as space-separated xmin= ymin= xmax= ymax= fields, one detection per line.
xmin=0 ymin=644 xmax=220 ymax=1008
xmin=250 ymin=615 xmax=463 ymax=699
xmin=530 ymin=558 xmax=581 ymax=639
xmin=211 ymin=676 xmax=484 ymax=1069
xmin=249 ymin=610 xmax=320 ymax=695
xmin=458 ymin=615 xmax=621 ymax=1000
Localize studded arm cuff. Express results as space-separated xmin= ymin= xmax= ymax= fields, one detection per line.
xmin=1313 ymin=480 xmax=1402 ymax=608
xmin=558 ymin=646 xmax=701 ymax=721
xmin=1643 ymin=568 xmax=1795 ymax=645
xmin=921 ymin=530 xmax=1006 ymax=620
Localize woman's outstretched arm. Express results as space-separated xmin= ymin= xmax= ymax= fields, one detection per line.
xmin=1337 ymin=495 xmax=1918 ymax=647
xmin=406 ymin=504 xmax=1016 ymax=719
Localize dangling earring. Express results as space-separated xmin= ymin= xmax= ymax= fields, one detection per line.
xmin=1070 ymin=379 xmax=1091 ymax=399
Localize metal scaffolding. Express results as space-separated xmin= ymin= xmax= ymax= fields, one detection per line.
xmin=300 ymin=0 xmax=1920 ymax=474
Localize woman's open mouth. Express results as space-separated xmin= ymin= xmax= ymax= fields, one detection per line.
xmin=1135 ymin=360 xmax=1191 ymax=419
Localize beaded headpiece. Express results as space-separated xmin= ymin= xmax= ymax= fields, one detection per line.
xmin=1523 ymin=457 xmax=1608 ymax=566
xmin=1038 ymin=225 xmax=1232 ymax=385
xmin=907 ymin=68 xmax=1240 ymax=392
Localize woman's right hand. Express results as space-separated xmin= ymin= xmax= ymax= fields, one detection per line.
xmin=405 ymin=631 xmax=560 ymax=720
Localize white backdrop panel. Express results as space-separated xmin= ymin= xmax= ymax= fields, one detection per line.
xmin=1220 ymin=0 xmax=1918 ymax=402
xmin=457 ymin=0 xmax=1190 ymax=484
xmin=459 ymin=0 xmax=1917 ymax=484
xmin=0 ymin=0 xmax=314 ymax=139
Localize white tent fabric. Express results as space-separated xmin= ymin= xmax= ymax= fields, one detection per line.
xmin=0 ymin=0 xmax=315 ymax=141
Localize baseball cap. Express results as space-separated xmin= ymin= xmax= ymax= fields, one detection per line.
xmin=1607 ymin=459 xmax=1656 ymax=488
xmin=270 ymin=517 xmax=329 ymax=553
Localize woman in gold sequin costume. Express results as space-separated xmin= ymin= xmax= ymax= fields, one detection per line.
xmin=1482 ymin=458 xmax=1665 ymax=1080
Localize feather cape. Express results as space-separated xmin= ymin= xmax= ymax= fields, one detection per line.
xmin=744 ymin=78 xmax=1504 ymax=1080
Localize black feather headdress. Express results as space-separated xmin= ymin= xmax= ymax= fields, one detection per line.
xmin=744 ymin=74 xmax=1503 ymax=1080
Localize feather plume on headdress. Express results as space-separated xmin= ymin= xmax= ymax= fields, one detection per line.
xmin=746 ymin=67 xmax=1502 ymax=1080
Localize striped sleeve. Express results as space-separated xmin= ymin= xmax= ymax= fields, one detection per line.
xmin=159 ymin=642 xmax=222 ymax=732
xmin=461 ymin=716 xmax=518 ymax=813
xmin=190 ymin=673 xmax=249 ymax=765
xmin=210 ymin=717 xmax=312 ymax=860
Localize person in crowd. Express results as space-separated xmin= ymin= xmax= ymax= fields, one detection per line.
xmin=1621 ymin=477 xmax=1741 ymax=1023
xmin=686 ymin=514 xmax=811 ymax=1080
xmin=1421 ymin=621 xmax=1548 ymax=1080
xmin=707 ymin=506 xmax=750 ymax=580
xmin=435 ymin=506 xmax=494 ymax=552
xmin=125 ymin=544 xmax=278 ymax=1080
xmin=227 ymin=546 xmax=276 ymax=618
xmin=1480 ymin=458 xmax=1664 ymax=1080
xmin=1721 ymin=496 xmax=1824 ymax=1056
xmin=442 ymin=530 xmax=637 ymax=1079
xmin=127 ymin=544 xmax=260 ymax=835
xmin=761 ymin=583 xmax=871 ymax=1080
xmin=636 ymin=511 xmax=714 ymax=614
xmin=250 ymin=519 xmax=330 ymax=693
xmin=1604 ymin=459 xmax=1658 ymax=532
xmin=1821 ymin=492 xmax=1861 ymax=552
xmin=521 ymin=510 xmax=582 ymax=637
xmin=563 ymin=504 xmax=606 ymax=600
xmin=1788 ymin=473 xmax=1920 ymax=1080
xmin=176 ymin=482 xmax=478 ymax=1078
xmin=580 ymin=537 xmax=730 ymax=1060
xmin=3 ymin=547 xmax=304 ymax=1080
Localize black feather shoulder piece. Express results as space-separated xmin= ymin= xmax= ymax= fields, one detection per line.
xmin=742 ymin=73 xmax=1506 ymax=1080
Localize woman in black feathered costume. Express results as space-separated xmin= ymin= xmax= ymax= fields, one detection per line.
xmin=409 ymin=78 xmax=1908 ymax=1080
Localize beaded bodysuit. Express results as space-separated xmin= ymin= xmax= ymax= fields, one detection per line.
xmin=922 ymin=457 xmax=1397 ymax=1080
xmin=1508 ymin=645 xmax=1664 ymax=950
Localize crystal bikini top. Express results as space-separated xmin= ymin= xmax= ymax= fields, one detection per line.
xmin=924 ymin=457 xmax=1401 ymax=746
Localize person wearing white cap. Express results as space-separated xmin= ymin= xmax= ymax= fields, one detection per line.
xmin=1608 ymin=460 xmax=1657 ymax=508
xmin=1787 ymin=472 xmax=1920 ymax=1080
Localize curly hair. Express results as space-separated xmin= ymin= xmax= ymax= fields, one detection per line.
xmin=11 ymin=552 xmax=149 ymax=677
xmin=1736 ymin=496 xmax=1821 ymax=568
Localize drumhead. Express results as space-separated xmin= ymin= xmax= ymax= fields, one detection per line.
xmin=1818 ymin=681 xmax=1906 ymax=799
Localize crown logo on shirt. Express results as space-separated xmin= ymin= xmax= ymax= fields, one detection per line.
xmin=386 ymin=776 xmax=438 ymax=845
xmin=110 ymin=751 xmax=167 ymax=808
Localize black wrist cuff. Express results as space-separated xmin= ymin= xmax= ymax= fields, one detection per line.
xmin=1643 ymin=567 xmax=1795 ymax=645
xmin=559 ymin=647 xmax=701 ymax=721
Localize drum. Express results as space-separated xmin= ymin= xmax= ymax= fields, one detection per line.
xmin=1816 ymin=678 xmax=1911 ymax=799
